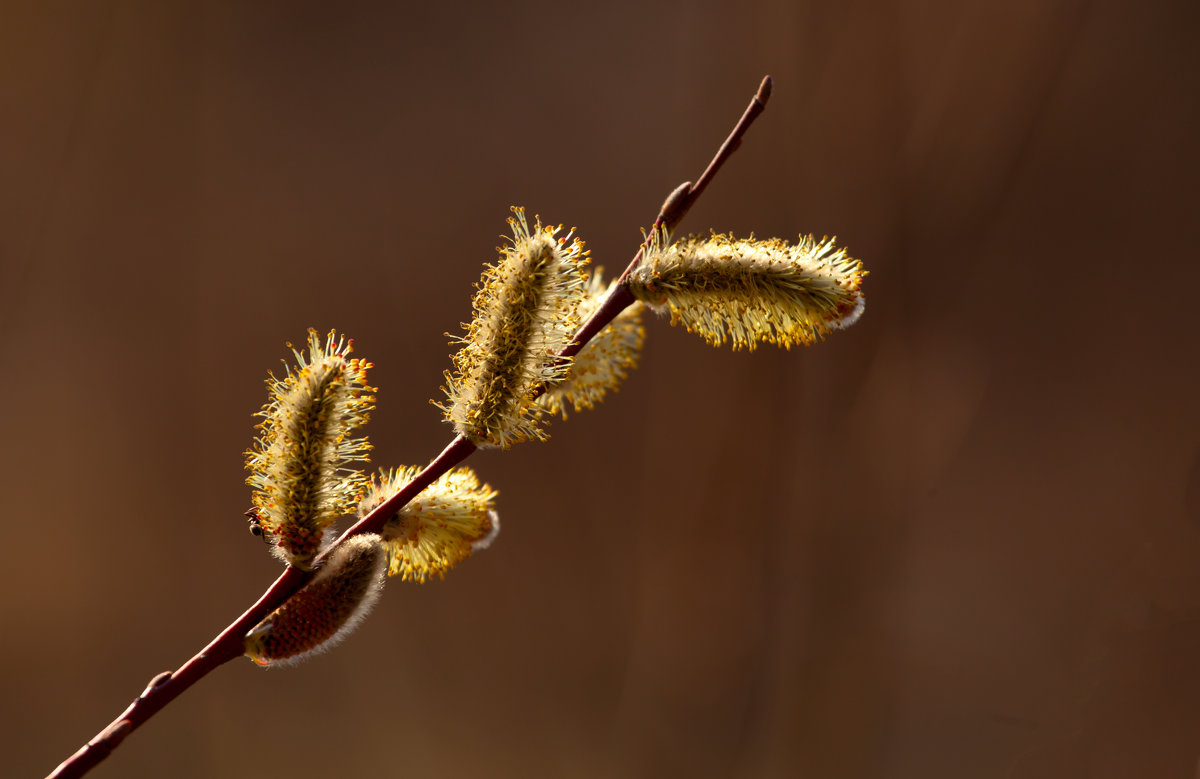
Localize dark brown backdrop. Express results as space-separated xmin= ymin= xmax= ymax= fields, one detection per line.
xmin=4 ymin=1 xmax=1199 ymax=777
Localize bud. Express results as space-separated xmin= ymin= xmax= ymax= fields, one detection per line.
xmin=537 ymin=269 xmax=645 ymax=419
xmin=245 ymin=330 xmax=375 ymax=568
xmin=244 ymin=534 xmax=387 ymax=667
xmin=627 ymin=231 xmax=866 ymax=350
xmin=439 ymin=207 xmax=588 ymax=448
xmin=359 ymin=466 xmax=499 ymax=583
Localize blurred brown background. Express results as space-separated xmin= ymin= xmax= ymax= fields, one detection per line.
xmin=3 ymin=1 xmax=1198 ymax=777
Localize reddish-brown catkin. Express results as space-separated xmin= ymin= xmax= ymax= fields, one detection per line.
xmin=244 ymin=535 xmax=386 ymax=667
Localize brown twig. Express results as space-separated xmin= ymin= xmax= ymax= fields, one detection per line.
xmin=47 ymin=74 xmax=772 ymax=779
xmin=572 ymin=74 xmax=772 ymax=356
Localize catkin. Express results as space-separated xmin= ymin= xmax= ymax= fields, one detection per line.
xmin=359 ymin=466 xmax=499 ymax=583
xmin=440 ymin=208 xmax=588 ymax=447
xmin=244 ymin=330 xmax=375 ymax=568
xmin=537 ymin=270 xmax=644 ymax=419
xmin=244 ymin=534 xmax=386 ymax=667
xmin=627 ymin=231 xmax=866 ymax=350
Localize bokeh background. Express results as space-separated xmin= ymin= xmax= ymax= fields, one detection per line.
xmin=3 ymin=1 xmax=1199 ymax=777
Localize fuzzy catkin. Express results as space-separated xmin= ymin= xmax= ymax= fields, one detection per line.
xmin=359 ymin=466 xmax=499 ymax=583
xmin=244 ymin=534 xmax=386 ymax=667
xmin=627 ymin=231 xmax=866 ymax=350
xmin=440 ymin=208 xmax=588 ymax=447
xmin=537 ymin=270 xmax=645 ymax=419
xmin=245 ymin=330 xmax=375 ymax=568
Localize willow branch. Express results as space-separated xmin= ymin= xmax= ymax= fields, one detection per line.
xmin=47 ymin=73 xmax=772 ymax=779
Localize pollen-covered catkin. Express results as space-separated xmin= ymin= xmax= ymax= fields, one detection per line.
xmin=537 ymin=269 xmax=644 ymax=419
xmin=439 ymin=208 xmax=588 ymax=448
xmin=358 ymin=466 xmax=499 ymax=582
xmin=627 ymin=231 xmax=866 ymax=350
xmin=245 ymin=330 xmax=375 ymax=568
xmin=244 ymin=534 xmax=387 ymax=667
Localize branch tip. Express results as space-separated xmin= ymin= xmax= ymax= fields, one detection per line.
xmin=756 ymin=75 xmax=773 ymax=106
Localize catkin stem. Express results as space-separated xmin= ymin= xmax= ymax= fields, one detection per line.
xmin=334 ymin=435 xmax=478 ymax=541
xmin=47 ymin=565 xmax=305 ymax=779
xmin=47 ymin=73 xmax=773 ymax=779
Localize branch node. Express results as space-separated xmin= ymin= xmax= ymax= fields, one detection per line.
xmin=143 ymin=672 xmax=172 ymax=695
xmin=94 ymin=720 xmax=132 ymax=751
xmin=658 ymin=181 xmax=693 ymax=227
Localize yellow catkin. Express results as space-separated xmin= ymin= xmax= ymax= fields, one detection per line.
xmin=537 ymin=269 xmax=645 ymax=419
xmin=438 ymin=207 xmax=588 ymax=448
xmin=244 ymin=534 xmax=386 ymax=667
xmin=245 ymin=330 xmax=375 ymax=568
xmin=358 ymin=466 xmax=499 ymax=583
xmin=627 ymin=231 xmax=866 ymax=350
